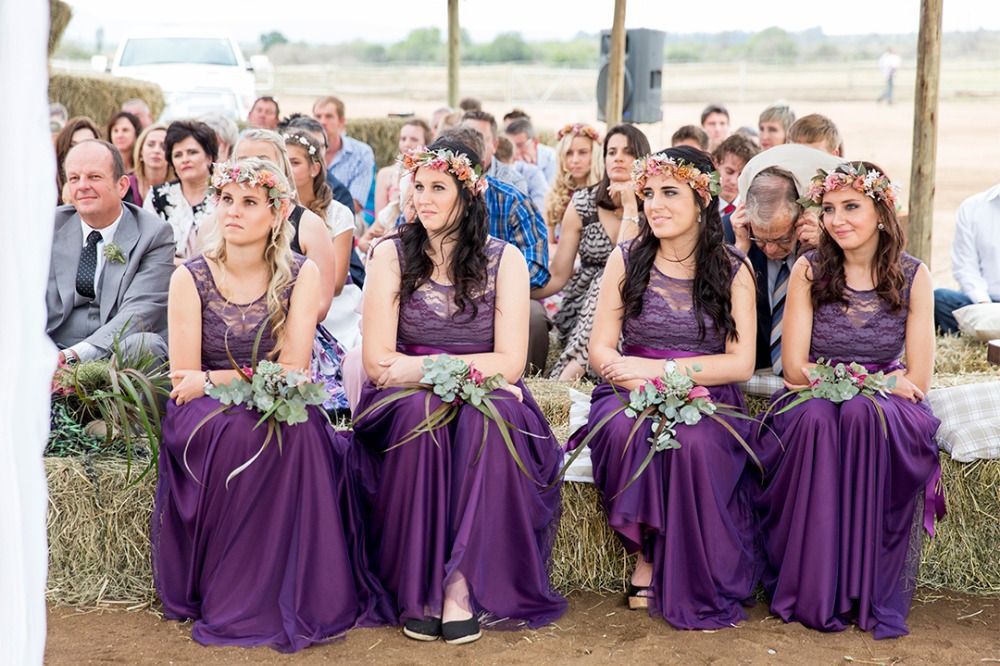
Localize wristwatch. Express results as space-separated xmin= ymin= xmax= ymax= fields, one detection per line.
xmin=662 ymin=358 xmax=677 ymax=376
xmin=203 ymin=370 xmax=215 ymax=394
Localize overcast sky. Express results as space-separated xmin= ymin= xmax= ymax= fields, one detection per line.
xmin=62 ymin=0 xmax=1000 ymax=48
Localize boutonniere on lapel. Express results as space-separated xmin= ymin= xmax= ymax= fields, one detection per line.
xmin=103 ymin=243 xmax=126 ymax=264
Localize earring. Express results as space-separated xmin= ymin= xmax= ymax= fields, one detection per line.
xmin=877 ymin=223 xmax=885 ymax=230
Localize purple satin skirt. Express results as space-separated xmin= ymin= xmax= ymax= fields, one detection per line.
xmin=350 ymin=343 xmax=567 ymax=629
xmin=152 ymin=397 xmax=393 ymax=652
xmin=582 ymin=347 xmax=760 ymax=629
xmin=755 ymin=359 xmax=942 ymax=639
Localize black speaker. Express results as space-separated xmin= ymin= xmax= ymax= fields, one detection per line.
xmin=597 ymin=28 xmax=665 ymax=124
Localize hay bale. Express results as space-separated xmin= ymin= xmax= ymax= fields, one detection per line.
xmin=525 ymin=378 xmax=593 ymax=427
xmin=46 ymin=457 xmax=156 ymax=608
xmin=919 ymin=456 xmax=1000 ymax=594
xmin=48 ymin=0 xmax=72 ymax=58
xmin=934 ymin=335 xmax=1000 ymax=376
xmin=346 ymin=117 xmax=406 ymax=169
xmin=551 ymin=481 xmax=633 ymax=593
xmin=49 ymin=73 xmax=165 ymax=128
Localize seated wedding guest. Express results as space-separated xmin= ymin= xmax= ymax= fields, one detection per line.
xmin=788 ymin=113 xmax=843 ymax=156
xmin=439 ymin=125 xmax=551 ymax=373
xmin=701 ymin=103 xmax=730 ymax=151
xmin=501 ymin=107 xmax=529 ymax=128
xmin=313 ymin=95 xmax=376 ymax=214
xmin=430 ymin=106 xmax=453 ymax=138
xmin=50 ymin=102 xmax=68 ymax=133
xmin=284 ymin=129 xmax=364 ymax=352
xmin=352 ymin=137 xmax=567 ymax=645
xmin=713 ymin=133 xmax=760 ymax=216
xmin=582 ymin=146 xmax=758 ymax=627
xmin=47 ymin=140 xmax=174 ymax=363
xmin=248 ymin=95 xmax=280 ymax=129
xmin=461 ymin=110 xmax=528 ymax=195
xmin=670 ymin=124 xmax=709 ymax=151
xmin=152 ymin=158 xmax=390 ymax=652
xmin=543 ymin=123 xmax=604 ymax=243
xmin=144 ymin=120 xmax=217 ymax=261
xmin=106 ymin=111 xmax=141 ymax=174
xmin=498 ymin=133 xmax=549 ymax=211
xmin=374 ymin=119 xmax=433 ymax=217
xmin=458 ymin=96 xmax=481 ymax=112
xmin=281 ymin=113 xmax=356 ymax=213
xmin=724 ymin=144 xmax=845 ymax=374
xmin=197 ymin=111 xmax=239 ymax=162
xmin=55 ymin=116 xmax=101 ymax=203
xmin=756 ymin=162 xmax=941 ymax=639
xmin=506 ymin=116 xmax=557 ymax=183
xmin=126 ymin=123 xmax=172 ymax=207
xmin=538 ymin=124 xmax=649 ymax=381
xmin=758 ymin=103 xmax=796 ymax=150
xmin=121 ymin=99 xmax=153 ymax=128
xmin=934 ymin=181 xmax=1000 ymax=333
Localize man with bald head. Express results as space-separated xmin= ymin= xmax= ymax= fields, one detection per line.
xmin=47 ymin=140 xmax=174 ymax=364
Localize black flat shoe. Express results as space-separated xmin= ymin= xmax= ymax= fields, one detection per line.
xmin=403 ymin=617 xmax=442 ymax=641
xmin=442 ymin=616 xmax=482 ymax=645
xmin=627 ymin=583 xmax=652 ymax=610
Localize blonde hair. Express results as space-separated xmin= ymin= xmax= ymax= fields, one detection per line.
xmin=133 ymin=123 xmax=173 ymax=195
xmin=206 ymin=157 xmax=296 ymax=358
xmin=543 ymin=130 xmax=603 ymax=229
xmin=233 ymin=129 xmax=299 ymax=202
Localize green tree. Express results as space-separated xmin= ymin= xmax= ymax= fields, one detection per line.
xmin=387 ymin=27 xmax=444 ymax=63
xmin=260 ymin=31 xmax=288 ymax=53
xmin=746 ymin=27 xmax=798 ymax=63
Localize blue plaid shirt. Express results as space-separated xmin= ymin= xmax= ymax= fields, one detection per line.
xmin=326 ymin=134 xmax=375 ymax=207
xmin=484 ymin=175 xmax=549 ymax=289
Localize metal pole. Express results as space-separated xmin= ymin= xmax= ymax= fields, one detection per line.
xmin=447 ymin=0 xmax=459 ymax=108
xmin=605 ymin=0 xmax=626 ymax=126
xmin=907 ymin=0 xmax=942 ymax=265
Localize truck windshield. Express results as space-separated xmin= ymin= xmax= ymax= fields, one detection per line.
xmin=118 ymin=38 xmax=238 ymax=67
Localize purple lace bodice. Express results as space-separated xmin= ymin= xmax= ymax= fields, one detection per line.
xmin=807 ymin=251 xmax=921 ymax=366
xmin=396 ymin=236 xmax=507 ymax=349
xmin=620 ymin=243 xmax=745 ymax=354
xmin=185 ymin=254 xmax=305 ymax=370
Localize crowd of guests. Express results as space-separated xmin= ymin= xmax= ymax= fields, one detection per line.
xmin=47 ymin=90 xmax=996 ymax=652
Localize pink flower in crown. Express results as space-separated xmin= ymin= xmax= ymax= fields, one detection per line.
xmin=468 ymin=363 xmax=485 ymax=385
xmin=650 ymin=376 xmax=667 ymax=392
xmin=687 ymin=385 xmax=710 ymax=400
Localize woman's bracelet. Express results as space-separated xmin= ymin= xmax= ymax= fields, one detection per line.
xmin=622 ymin=215 xmax=640 ymax=224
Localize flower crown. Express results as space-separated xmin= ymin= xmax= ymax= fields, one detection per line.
xmin=210 ymin=162 xmax=290 ymax=212
xmin=399 ymin=146 xmax=488 ymax=195
xmin=556 ymin=123 xmax=601 ymax=143
xmin=283 ymin=133 xmax=318 ymax=159
xmin=800 ymin=163 xmax=899 ymax=208
xmin=631 ymin=153 xmax=721 ymax=204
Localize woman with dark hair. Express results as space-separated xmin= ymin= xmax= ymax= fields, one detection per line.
xmin=352 ymin=138 xmax=566 ymax=645
xmin=756 ymin=162 xmax=941 ymax=638
xmin=54 ymin=116 xmax=101 ymax=203
xmin=144 ymin=120 xmax=218 ymax=260
xmin=106 ymin=111 xmax=141 ymax=173
xmin=540 ymin=124 xmax=650 ymax=381
xmin=582 ymin=145 xmax=758 ymax=627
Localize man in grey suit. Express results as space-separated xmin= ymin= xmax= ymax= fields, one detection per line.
xmin=47 ymin=140 xmax=175 ymax=364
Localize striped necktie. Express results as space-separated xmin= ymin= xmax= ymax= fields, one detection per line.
xmin=770 ymin=261 xmax=791 ymax=376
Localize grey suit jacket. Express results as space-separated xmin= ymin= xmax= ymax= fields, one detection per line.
xmin=46 ymin=202 xmax=175 ymax=353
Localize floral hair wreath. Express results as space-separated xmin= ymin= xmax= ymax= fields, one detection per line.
xmin=800 ymin=162 xmax=899 ymax=208
xmin=210 ymin=162 xmax=291 ymax=212
xmin=399 ymin=146 xmax=488 ymax=196
xmin=631 ymin=153 xmax=722 ymax=205
xmin=556 ymin=123 xmax=601 ymax=143
xmin=282 ymin=133 xmax=318 ymax=158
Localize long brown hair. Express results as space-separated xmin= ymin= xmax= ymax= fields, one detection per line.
xmin=810 ymin=161 xmax=906 ymax=311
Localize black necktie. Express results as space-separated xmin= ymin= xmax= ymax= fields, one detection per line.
xmin=76 ymin=230 xmax=102 ymax=299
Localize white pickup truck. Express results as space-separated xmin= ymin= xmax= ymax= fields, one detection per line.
xmin=94 ymin=28 xmax=271 ymax=122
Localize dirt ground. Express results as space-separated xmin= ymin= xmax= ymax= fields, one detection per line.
xmin=46 ymin=590 xmax=998 ymax=665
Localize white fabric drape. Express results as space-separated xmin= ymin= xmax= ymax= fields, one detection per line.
xmin=0 ymin=0 xmax=54 ymax=662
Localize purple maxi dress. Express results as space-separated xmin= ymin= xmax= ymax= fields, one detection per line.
xmin=351 ymin=236 xmax=567 ymax=630
xmin=584 ymin=244 xmax=759 ymax=629
xmin=152 ymin=255 xmax=391 ymax=653
xmin=756 ymin=251 xmax=942 ymax=639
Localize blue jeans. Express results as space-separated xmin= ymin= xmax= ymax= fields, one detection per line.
xmin=933 ymin=288 xmax=974 ymax=334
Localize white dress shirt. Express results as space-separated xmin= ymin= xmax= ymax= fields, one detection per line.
xmin=67 ymin=206 xmax=124 ymax=361
xmin=952 ymin=183 xmax=1000 ymax=304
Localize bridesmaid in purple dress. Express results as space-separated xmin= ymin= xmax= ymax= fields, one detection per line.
xmin=584 ymin=146 xmax=759 ymax=628
xmin=353 ymin=138 xmax=566 ymax=645
xmin=757 ymin=162 xmax=941 ymax=639
xmin=152 ymin=158 xmax=389 ymax=652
